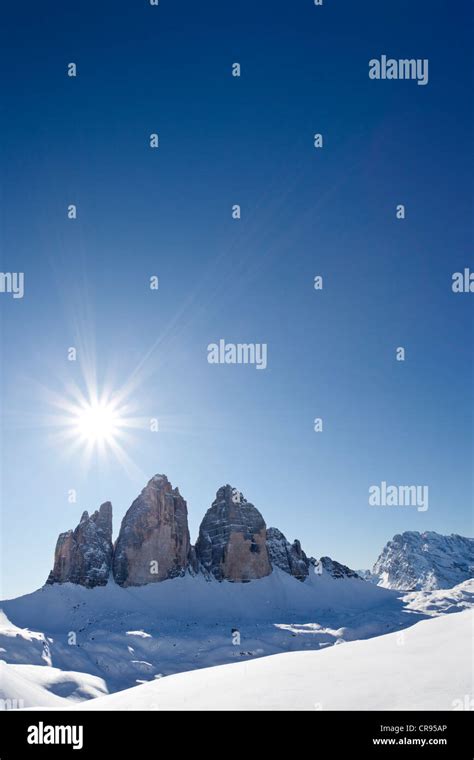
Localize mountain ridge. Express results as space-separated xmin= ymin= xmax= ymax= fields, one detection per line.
xmin=46 ymin=473 xmax=360 ymax=588
xmin=45 ymin=473 xmax=474 ymax=595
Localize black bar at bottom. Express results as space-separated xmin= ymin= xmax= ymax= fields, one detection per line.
xmin=0 ymin=710 xmax=472 ymax=757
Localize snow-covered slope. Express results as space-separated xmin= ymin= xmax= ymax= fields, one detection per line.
xmin=2 ymin=576 xmax=472 ymax=708
xmin=0 ymin=659 xmax=108 ymax=709
xmin=2 ymin=565 xmax=387 ymax=629
xmin=0 ymin=610 xmax=52 ymax=666
xmin=373 ymin=531 xmax=474 ymax=591
xmin=403 ymin=578 xmax=474 ymax=616
xmin=72 ymin=610 xmax=472 ymax=711
xmin=0 ymin=567 xmax=407 ymax=696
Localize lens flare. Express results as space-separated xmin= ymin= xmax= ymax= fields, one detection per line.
xmin=43 ymin=376 xmax=147 ymax=478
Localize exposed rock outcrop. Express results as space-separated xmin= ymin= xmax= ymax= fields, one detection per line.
xmin=112 ymin=475 xmax=190 ymax=587
xmin=46 ymin=502 xmax=113 ymax=587
xmin=266 ymin=527 xmax=309 ymax=581
xmin=44 ymin=472 xmax=369 ymax=591
xmin=372 ymin=531 xmax=474 ymax=591
xmin=195 ymin=485 xmax=271 ymax=582
xmin=316 ymin=556 xmax=361 ymax=580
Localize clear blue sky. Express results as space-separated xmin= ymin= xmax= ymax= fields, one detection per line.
xmin=1 ymin=0 xmax=472 ymax=599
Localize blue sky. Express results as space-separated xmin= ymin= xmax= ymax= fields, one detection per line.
xmin=1 ymin=0 xmax=472 ymax=598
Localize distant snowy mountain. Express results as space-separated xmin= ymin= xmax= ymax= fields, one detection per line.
xmin=372 ymin=531 xmax=474 ymax=591
xmin=356 ymin=569 xmax=379 ymax=584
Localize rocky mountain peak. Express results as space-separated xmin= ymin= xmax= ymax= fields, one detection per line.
xmin=112 ymin=474 xmax=190 ymax=587
xmin=45 ymin=473 xmax=369 ymax=590
xmin=46 ymin=501 xmax=113 ymax=588
xmin=195 ymin=485 xmax=271 ymax=582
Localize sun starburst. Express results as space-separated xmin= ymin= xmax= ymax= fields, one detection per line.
xmin=43 ymin=376 xmax=147 ymax=477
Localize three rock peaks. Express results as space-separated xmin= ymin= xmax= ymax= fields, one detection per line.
xmin=47 ymin=474 xmax=323 ymax=588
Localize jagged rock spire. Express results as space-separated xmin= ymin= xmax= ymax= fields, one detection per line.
xmin=46 ymin=502 xmax=113 ymax=587
xmin=266 ymin=527 xmax=310 ymax=581
xmin=112 ymin=474 xmax=190 ymax=587
xmin=195 ymin=485 xmax=271 ymax=582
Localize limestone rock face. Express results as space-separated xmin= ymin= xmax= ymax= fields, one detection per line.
xmin=317 ymin=556 xmax=361 ymax=580
xmin=112 ymin=475 xmax=190 ymax=587
xmin=195 ymin=485 xmax=271 ymax=582
xmin=46 ymin=502 xmax=113 ymax=587
xmin=266 ymin=527 xmax=310 ymax=581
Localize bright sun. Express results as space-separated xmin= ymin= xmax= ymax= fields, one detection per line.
xmin=47 ymin=376 xmax=145 ymax=476
xmin=74 ymin=401 xmax=119 ymax=444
